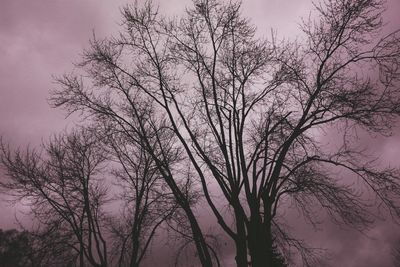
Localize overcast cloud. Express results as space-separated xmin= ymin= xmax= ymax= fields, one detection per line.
xmin=1 ymin=0 xmax=400 ymax=266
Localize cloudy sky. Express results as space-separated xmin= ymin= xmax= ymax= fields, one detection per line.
xmin=1 ymin=0 xmax=400 ymax=266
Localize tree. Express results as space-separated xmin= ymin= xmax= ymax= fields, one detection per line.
xmin=28 ymin=223 xmax=79 ymax=267
xmin=1 ymin=124 xmax=191 ymax=267
xmin=1 ymin=127 xmax=184 ymax=267
xmin=0 ymin=229 xmax=32 ymax=267
xmin=1 ymin=129 xmax=109 ymax=266
xmin=100 ymin=126 xmax=183 ymax=267
xmin=50 ymin=0 xmax=400 ymax=266
xmin=0 ymin=227 xmax=77 ymax=267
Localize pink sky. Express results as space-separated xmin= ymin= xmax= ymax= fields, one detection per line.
xmin=1 ymin=0 xmax=400 ymax=266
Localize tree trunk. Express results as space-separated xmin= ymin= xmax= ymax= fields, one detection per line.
xmin=247 ymin=219 xmax=275 ymax=267
xmin=233 ymin=206 xmax=248 ymax=267
xmin=247 ymin=200 xmax=283 ymax=267
xmin=181 ymin=202 xmax=214 ymax=267
xmin=129 ymin=234 xmax=140 ymax=267
xmin=79 ymin=247 xmax=84 ymax=267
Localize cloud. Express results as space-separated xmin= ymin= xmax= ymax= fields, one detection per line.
xmin=0 ymin=0 xmax=126 ymax=146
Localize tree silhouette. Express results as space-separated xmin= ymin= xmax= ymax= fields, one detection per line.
xmin=0 ymin=229 xmax=32 ymax=267
xmin=1 ymin=126 xmax=185 ymax=267
xmin=99 ymin=126 xmax=184 ymax=267
xmin=1 ymin=130 xmax=109 ymax=266
xmin=0 ymin=227 xmax=76 ymax=267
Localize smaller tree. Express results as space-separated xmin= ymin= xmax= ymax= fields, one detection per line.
xmin=0 ymin=129 xmax=109 ymax=267
xmin=0 ymin=229 xmax=32 ymax=267
xmin=28 ymin=223 xmax=79 ymax=267
xmin=1 ymin=124 xmax=196 ymax=267
xmin=100 ymin=126 xmax=182 ymax=267
xmin=0 ymin=227 xmax=77 ymax=267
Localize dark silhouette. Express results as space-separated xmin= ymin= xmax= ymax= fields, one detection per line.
xmin=0 ymin=128 xmax=182 ymax=266
xmin=1 ymin=130 xmax=109 ymax=266
xmin=0 ymin=229 xmax=32 ymax=267
xmin=0 ymin=227 xmax=76 ymax=267
xmin=99 ymin=126 xmax=184 ymax=267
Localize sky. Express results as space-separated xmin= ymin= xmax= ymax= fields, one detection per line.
xmin=1 ymin=0 xmax=400 ymax=266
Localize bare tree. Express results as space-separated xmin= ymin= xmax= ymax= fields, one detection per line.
xmin=1 ymin=125 xmax=186 ymax=267
xmin=50 ymin=0 xmax=400 ymax=266
xmin=0 ymin=129 xmax=109 ymax=267
xmin=28 ymin=223 xmax=79 ymax=267
xmin=101 ymin=126 xmax=182 ymax=267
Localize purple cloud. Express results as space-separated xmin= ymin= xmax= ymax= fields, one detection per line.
xmin=0 ymin=0 xmax=399 ymax=266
